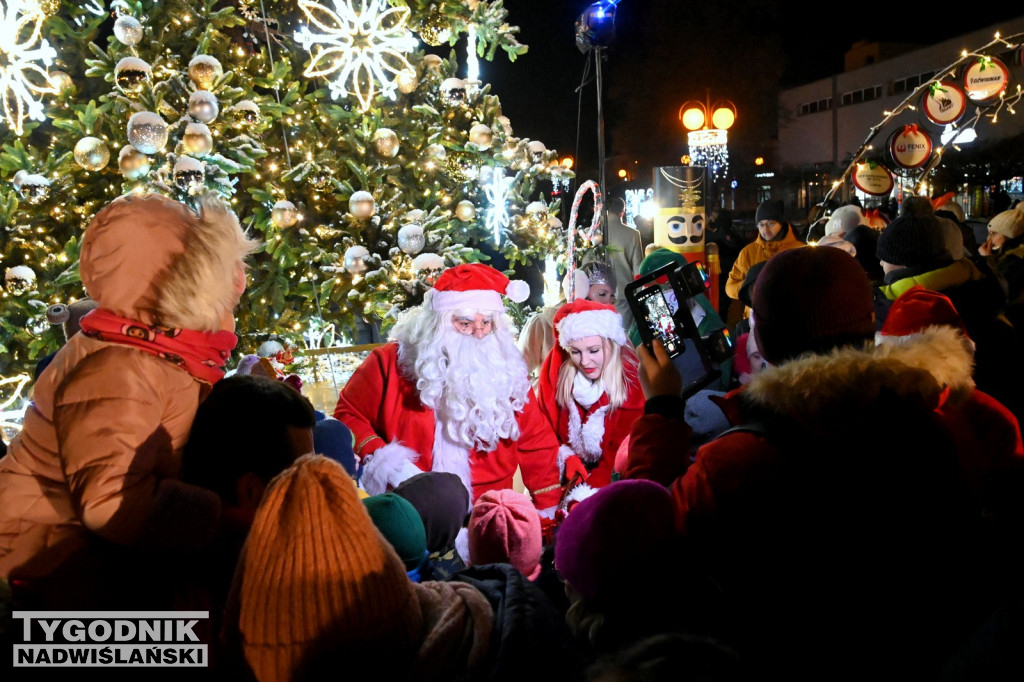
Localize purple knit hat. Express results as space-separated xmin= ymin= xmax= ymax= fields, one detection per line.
xmin=554 ymin=479 xmax=676 ymax=602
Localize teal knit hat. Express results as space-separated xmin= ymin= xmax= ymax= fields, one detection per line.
xmin=363 ymin=492 xmax=428 ymax=571
xmin=638 ymin=247 xmax=687 ymax=276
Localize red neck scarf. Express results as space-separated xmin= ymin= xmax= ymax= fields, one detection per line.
xmin=78 ymin=309 xmax=237 ymax=385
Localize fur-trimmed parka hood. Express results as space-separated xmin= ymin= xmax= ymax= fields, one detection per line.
xmin=742 ymin=326 xmax=974 ymax=431
xmin=80 ymin=193 xmax=258 ymax=331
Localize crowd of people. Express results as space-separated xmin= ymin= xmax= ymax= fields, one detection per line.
xmin=1 ymin=190 xmax=1023 ymax=680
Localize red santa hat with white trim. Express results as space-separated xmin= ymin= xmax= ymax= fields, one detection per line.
xmin=552 ymin=298 xmax=628 ymax=350
xmin=428 ymin=262 xmax=530 ymax=312
xmin=875 ymin=285 xmax=970 ymax=344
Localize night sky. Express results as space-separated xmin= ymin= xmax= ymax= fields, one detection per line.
xmin=477 ymin=2 xmax=1024 ymax=185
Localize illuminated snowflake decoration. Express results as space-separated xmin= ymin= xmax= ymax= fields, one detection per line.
xmin=0 ymin=373 xmax=30 ymax=442
xmin=296 ymin=0 xmax=417 ymax=112
xmin=0 ymin=0 xmax=58 ymax=135
xmin=484 ymin=166 xmax=514 ymax=246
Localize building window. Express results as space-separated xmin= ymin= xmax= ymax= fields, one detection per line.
xmin=798 ymin=97 xmax=833 ymax=116
xmin=841 ymin=85 xmax=882 ymax=106
xmin=891 ymin=71 xmax=935 ymax=95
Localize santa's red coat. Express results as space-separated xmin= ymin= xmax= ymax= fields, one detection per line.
xmin=334 ymin=343 xmax=563 ymax=509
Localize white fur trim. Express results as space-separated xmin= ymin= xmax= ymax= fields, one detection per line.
xmin=557 ymin=444 xmax=576 ymax=477
xmin=360 ymin=441 xmax=420 ymax=496
xmin=431 ymin=289 xmax=504 ymax=312
xmin=455 ymin=526 xmax=470 ymax=564
xmin=567 ymin=404 xmax=608 ymax=464
xmin=536 ymin=505 xmax=557 ymax=520
xmin=557 ymin=309 xmax=628 ymax=349
xmin=432 ymin=421 xmax=474 ymax=510
xmin=564 ymin=482 xmax=597 ymax=507
xmin=505 ymin=279 xmax=530 ymax=303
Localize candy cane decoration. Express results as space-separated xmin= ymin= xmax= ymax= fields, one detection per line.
xmin=565 ymin=180 xmax=603 ymax=301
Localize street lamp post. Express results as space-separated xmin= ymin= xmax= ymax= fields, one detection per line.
xmin=679 ymin=90 xmax=737 ymax=205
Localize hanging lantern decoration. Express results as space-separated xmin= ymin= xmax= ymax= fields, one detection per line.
xmin=173 ymin=156 xmax=205 ymax=192
xmin=188 ymin=90 xmax=219 ymax=123
xmin=232 ymin=99 xmax=260 ymax=126
xmin=14 ymin=171 xmax=50 ymax=204
xmin=73 ymin=136 xmax=110 ymax=171
xmin=419 ymin=9 xmax=451 ymax=46
xmin=4 ymin=265 xmax=37 ymax=296
xmin=455 ymin=200 xmax=476 ymax=222
xmin=188 ymin=55 xmax=223 ymax=90
xmin=118 ymin=145 xmax=151 ymax=180
xmin=127 ymin=111 xmax=168 ymax=154
xmin=114 ymin=57 xmax=151 ymax=94
xmin=372 ymin=128 xmax=400 ymax=158
xmin=445 ymin=152 xmax=478 ymax=182
xmin=348 ymin=191 xmax=376 ymax=220
xmin=271 ymin=200 xmax=300 ymax=228
xmin=113 ymin=15 xmax=144 ymax=45
xmin=182 ymin=122 xmax=214 ymax=157
xmin=343 ymin=245 xmax=372 ymax=274
xmin=468 ymin=123 xmax=493 ymax=150
xmin=397 ymin=223 xmax=425 ymax=255
xmin=439 ymin=77 xmax=467 ymax=106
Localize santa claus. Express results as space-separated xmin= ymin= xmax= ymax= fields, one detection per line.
xmin=334 ymin=263 xmax=563 ymax=515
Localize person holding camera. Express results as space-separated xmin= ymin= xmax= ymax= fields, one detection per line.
xmin=535 ymin=299 xmax=645 ymax=499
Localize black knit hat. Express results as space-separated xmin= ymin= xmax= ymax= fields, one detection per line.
xmin=755 ymin=199 xmax=785 ymax=225
xmin=752 ymin=247 xmax=875 ymax=365
xmin=875 ymin=204 xmax=947 ymax=266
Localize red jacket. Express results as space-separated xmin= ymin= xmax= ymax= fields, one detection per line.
xmin=334 ymin=344 xmax=563 ymax=509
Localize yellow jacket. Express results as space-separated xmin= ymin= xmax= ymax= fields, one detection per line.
xmin=725 ymin=227 xmax=806 ymax=300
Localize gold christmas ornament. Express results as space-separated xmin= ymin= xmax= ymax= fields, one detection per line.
xmin=445 ymin=151 xmax=478 ymax=182
xmin=348 ymin=190 xmax=376 ymax=220
xmin=421 ymin=54 xmax=444 ymax=72
xmin=527 ymin=140 xmax=548 ymax=163
xmin=395 ymin=69 xmax=418 ymax=94
xmin=419 ymin=10 xmax=451 ymax=46
xmin=118 ymin=145 xmax=151 ymax=180
xmin=73 ymin=136 xmax=110 ymax=171
xmin=188 ymin=55 xmax=223 ymax=90
xmin=114 ymin=56 xmax=151 ymax=94
xmin=372 ymin=128 xmax=400 ymax=158
xmin=48 ymin=70 xmax=74 ymax=95
xmin=468 ymin=123 xmax=493 ymax=150
xmin=271 ymin=200 xmax=300 ymax=228
xmin=182 ymin=122 xmax=214 ymax=156
xmin=455 ymin=200 xmax=476 ymax=222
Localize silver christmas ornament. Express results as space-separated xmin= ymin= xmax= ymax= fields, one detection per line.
xmin=17 ymin=173 xmax=50 ymax=204
xmin=232 ymin=99 xmax=260 ymax=125
xmin=412 ymin=253 xmax=445 ymax=286
xmin=113 ymin=15 xmax=144 ymax=46
xmin=439 ymin=77 xmax=467 ymax=105
xmin=73 ymin=136 xmax=110 ymax=171
xmin=118 ymin=145 xmax=151 ymax=180
xmin=188 ymin=90 xmax=219 ymax=123
xmin=343 ymin=245 xmax=371 ymax=274
xmin=127 ymin=111 xmax=168 ymax=155
xmin=348 ymin=191 xmax=376 ymax=220
xmin=11 ymin=170 xmax=27 ymax=192
xmin=397 ymin=223 xmax=425 ymax=255
xmin=372 ymin=128 xmax=400 ymax=158
xmin=182 ymin=122 xmax=214 ymax=157
xmin=114 ymin=56 xmax=151 ymax=94
xmin=527 ymin=140 xmax=548 ymax=163
xmin=271 ymin=200 xmax=299 ymax=228
xmin=468 ymin=123 xmax=493 ymax=150
xmin=173 ymin=156 xmax=205 ymax=192
xmin=5 ymin=265 xmax=36 ymax=296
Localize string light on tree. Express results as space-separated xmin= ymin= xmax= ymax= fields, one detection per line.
xmin=295 ymin=0 xmax=418 ymax=112
xmin=0 ymin=0 xmax=59 ymax=135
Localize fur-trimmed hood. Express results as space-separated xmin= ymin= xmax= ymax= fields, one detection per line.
xmin=80 ymin=193 xmax=258 ymax=331
xmin=743 ymin=326 xmax=974 ymax=429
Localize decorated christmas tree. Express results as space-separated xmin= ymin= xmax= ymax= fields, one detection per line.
xmin=0 ymin=0 xmax=569 ymax=386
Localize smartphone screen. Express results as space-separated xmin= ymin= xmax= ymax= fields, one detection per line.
xmin=633 ymin=280 xmax=686 ymax=357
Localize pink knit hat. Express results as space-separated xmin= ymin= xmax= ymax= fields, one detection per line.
xmin=468 ymin=489 xmax=543 ymax=580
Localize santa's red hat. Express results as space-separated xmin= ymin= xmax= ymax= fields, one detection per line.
xmin=429 ymin=263 xmax=530 ymax=312
xmin=553 ymin=299 xmax=628 ymax=350
xmin=877 ymin=285 xmax=970 ymax=341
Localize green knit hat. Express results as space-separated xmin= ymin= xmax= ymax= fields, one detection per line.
xmin=638 ymin=247 xmax=687 ymax=276
xmin=363 ymin=492 xmax=428 ymax=570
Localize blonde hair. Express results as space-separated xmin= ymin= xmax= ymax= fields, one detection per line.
xmin=555 ymin=337 xmax=636 ymax=411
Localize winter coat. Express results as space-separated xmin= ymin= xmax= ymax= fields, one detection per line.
xmin=724 ymin=225 xmax=804 ymax=300
xmin=0 ymin=194 xmax=248 ymax=581
xmin=624 ymin=327 xmax=1024 ymax=677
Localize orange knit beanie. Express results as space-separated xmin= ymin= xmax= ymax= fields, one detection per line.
xmin=235 ymin=454 xmax=423 ymax=681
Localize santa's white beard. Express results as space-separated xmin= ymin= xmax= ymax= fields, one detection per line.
xmin=415 ymin=326 xmax=531 ymax=452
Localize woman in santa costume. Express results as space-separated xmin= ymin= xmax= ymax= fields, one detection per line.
xmin=536 ymin=299 xmax=645 ymax=499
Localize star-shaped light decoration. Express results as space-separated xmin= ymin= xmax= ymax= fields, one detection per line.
xmin=296 ymin=0 xmax=417 ymax=112
xmin=484 ymin=166 xmax=514 ymax=246
xmin=0 ymin=0 xmax=58 ymax=135
xmin=0 ymin=373 xmax=30 ymax=442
